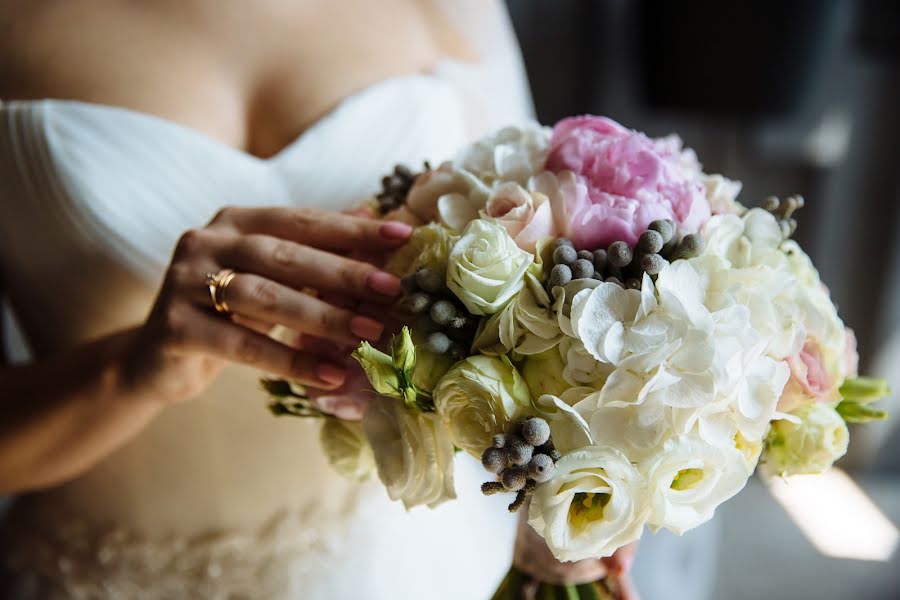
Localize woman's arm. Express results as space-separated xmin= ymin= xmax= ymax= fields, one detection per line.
xmin=0 ymin=329 xmax=161 ymax=493
xmin=0 ymin=207 xmax=412 ymax=494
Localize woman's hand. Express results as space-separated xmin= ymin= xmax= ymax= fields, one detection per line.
xmin=122 ymin=206 xmax=413 ymax=405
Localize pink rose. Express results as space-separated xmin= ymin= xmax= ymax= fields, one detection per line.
xmin=780 ymin=339 xmax=840 ymax=412
xmin=483 ymin=182 xmax=556 ymax=252
xmin=544 ymin=116 xmax=711 ymax=249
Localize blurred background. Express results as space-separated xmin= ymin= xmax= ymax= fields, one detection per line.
xmin=505 ymin=0 xmax=900 ymax=598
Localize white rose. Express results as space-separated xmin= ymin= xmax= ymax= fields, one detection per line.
xmin=472 ymin=272 xmax=563 ymax=356
xmin=761 ymin=403 xmax=849 ymax=477
xmin=520 ymin=348 xmax=570 ymax=399
xmin=320 ymin=418 xmax=375 ymax=481
xmin=642 ymin=434 xmax=752 ymax=534
xmin=702 ymin=174 xmax=745 ymax=216
xmin=528 ymin=446 xmax=648 ymax=561
xmin=405 ymin=162 xmax=491 ymax=231
xmin=446 ymin=219 xmax=534 ymax=316
xmin=456 ymin=123 xmax=551 ymax=186
xmin=363 ymin=397 xmax=456 ymax=509
xmin=432 ymin=355 xmax=532 ymax=458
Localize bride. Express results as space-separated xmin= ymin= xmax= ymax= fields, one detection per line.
xmin=0 ymin=0 xmax=541 ymax=598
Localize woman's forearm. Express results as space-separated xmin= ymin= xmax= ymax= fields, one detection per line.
xmin=0 ymin=328 xmax=163 ymax=494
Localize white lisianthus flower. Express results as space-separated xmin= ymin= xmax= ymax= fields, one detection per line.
xmin=472 ymin=272 xmax=563 ymax=356
xmin=528 ymin=446 xmax=648 ymax=561
xmin=432 ymin=355 xmax=532 ymax=458
xmin=363 ymin=397 xmax=456 ymax=510
xmin=405 ymin=162 xmax=491 ymax=231
xmin=702 ymin=174 xmax=745 ymax=216
xmin=320 ymin=418 xmax=375 ymax=481
xmin=456 ymin=122 xmax=551 ymax=186
xmin=642 ymin=434 xmax=753 ymax=534
xmin=761 ymin=404 xmax=849 ymax=477
xmin=446 ymin=218 xmax=534 ymax=316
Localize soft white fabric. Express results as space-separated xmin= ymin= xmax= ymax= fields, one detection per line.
xmin=0 ymin=2 xmax=533 ymax=598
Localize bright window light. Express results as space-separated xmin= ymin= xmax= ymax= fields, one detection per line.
xmin=765 ymin=468 xmax=898 ymax=562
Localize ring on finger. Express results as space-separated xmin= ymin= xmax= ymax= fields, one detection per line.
xmin=206 ymin=268 xmax=238 ymax=314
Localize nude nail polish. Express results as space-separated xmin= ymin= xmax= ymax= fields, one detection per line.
xmin=367 ymin=271 xmax=401 ymax=296
xmin=350 ymin=315 xmax=384 ymax=341
xmin=380 ymin=221 xmax=413 ymax=240
xmin=316 ymin=363 xmax=347 ymax=386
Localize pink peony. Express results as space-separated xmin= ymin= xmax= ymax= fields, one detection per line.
xmin=544 ymin=116 xmax=711 ymax=249
xmin=483 ymin=182 xmax=556 ymax=252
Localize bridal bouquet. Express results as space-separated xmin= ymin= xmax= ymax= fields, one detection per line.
xmin=265 ymin=116 xmax=888 ymax=599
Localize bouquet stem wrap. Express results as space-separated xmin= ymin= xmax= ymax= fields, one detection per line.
xmin=492 ymin=502 xmax=620 ymax=600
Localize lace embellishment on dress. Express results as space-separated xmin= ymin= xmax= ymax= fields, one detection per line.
xmin=1 ymin=495 xmax=365 ymax=600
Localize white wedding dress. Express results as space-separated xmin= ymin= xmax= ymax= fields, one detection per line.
xmin=0 ymin=2 xmax=533 ymax=598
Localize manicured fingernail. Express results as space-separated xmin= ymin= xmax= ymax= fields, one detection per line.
xmin=620 ymin=553 xmax=635 ymax=573
xmin=350 ymin=315 xmax=384 ymax=341
xmin=380 ymin=221 xmax=413 ymax=240
xmin=367 ymin=271 xmax=402 ymax=296
xmin=316 ymin=363 xmax=347 ymax=386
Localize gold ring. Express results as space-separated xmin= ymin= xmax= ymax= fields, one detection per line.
xmin=205 ymin=268 xmax=238 ymax=314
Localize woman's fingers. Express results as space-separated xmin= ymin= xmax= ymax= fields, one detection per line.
xmin=223 ymin=234 xmax=402 ymax=302
xmin=221 ymin=273 xmax=384 ymax=345
xmin=210 ymin=206 xmax=413 ymax=253
xmin=169 ymin=305 xmax=348 ymax=389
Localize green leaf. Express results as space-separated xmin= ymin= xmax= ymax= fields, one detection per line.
xmin=260 ymin=378 xmax=296 ymax=398
xmin=836 ymin=400 xmax=888 ymax=423
xmin=268 ymin=397 xmax=326 ymax=418
xmin=840 ymin=377 xmax=891 ymax=403
xmin=352 ymin=342 xmax=402 ymax=398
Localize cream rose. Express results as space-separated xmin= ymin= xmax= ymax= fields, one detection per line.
xmin=521 ymin=348 xmax=570 ymax=399
xmin=363 ymin=397 xmax=456 ymax=509
xmin=432 ymin=355 xmax=533 ymax=458
xmin=761 ymin=403 xmax=849 ymax=477
xmin=471 ymin=272 xmax=564 ymax=356
xmin=446 ymin=218 xmax=534 ymax=316
xmin=528 ymin=446 xmax=648 ymax=561
xmin=320 ymin=418 xmax=375 ymax=481
xmin=385 ymin=223 xmax=457 ymax=278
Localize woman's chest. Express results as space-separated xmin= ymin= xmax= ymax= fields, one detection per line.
xmin=0 ymin=0 xmax=456 ymax=159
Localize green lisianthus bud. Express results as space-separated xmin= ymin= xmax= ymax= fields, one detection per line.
xmin=391 ymin=326 xmax=416 ymax=376
xmin=836 ymin=400 xmax=888 ymax=423
xmin=839 ymin=376 xmax=891 ymax=403
xmin=352 ymin=342 xmax=401 ymax=398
